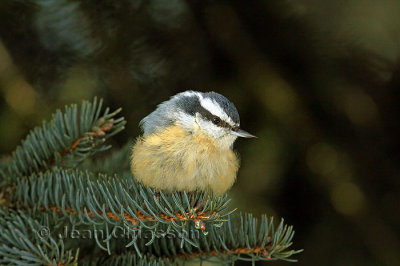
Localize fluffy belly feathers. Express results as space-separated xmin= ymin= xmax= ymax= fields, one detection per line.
xmin=131 ymin=125 xmax=239 ymax=195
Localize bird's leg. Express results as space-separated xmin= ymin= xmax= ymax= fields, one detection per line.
xmin=195 ymin=190 xmax=210 ymax=211
xmin=188 ymin=191 xmax=197 ymax=208
xmin=153 ymin=191 xmax=161 ymax=202
xmin=188 ymin=191 xmax=207 ymax=211
xmin=189 ymin=191 xmax=205 ymax=210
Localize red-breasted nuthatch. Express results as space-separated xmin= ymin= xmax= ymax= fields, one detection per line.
xmin=131 ymin=91 xmax=256 ymax=195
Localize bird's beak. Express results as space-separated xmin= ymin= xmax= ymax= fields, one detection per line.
xmin=231 ymin=129 xmax=257 ymax=138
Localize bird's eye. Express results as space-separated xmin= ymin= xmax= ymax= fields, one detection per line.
xmin=212 ymin=116 xmax=221 ymax=125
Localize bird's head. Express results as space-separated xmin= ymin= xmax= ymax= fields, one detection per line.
xmin=140 ymin=90 xmax=256 ymax=148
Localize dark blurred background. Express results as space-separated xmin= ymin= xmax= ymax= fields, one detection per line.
xmin=1 ymin=0 xmax=400 ymax=265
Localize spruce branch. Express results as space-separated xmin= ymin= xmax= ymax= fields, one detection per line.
xmin=5 ymin=98 xmax=126 ymax=180
xmin=12 ymin=168 xmax=232 ymax=251
xmin=0 ymin=209 xmax=78 ymax=266
xmin=12 ymin=168 xmax=302 ymax=263
xmin=100 ymin=213 xmax=302 ymax=265
xmin=100 ymin=254 xmax=174 ymax=266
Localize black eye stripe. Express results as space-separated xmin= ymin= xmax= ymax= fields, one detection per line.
xmin=199 ymin=109 xmax=230 ymax=128
xmin=178 ymin=95 xmax=235 ymax=129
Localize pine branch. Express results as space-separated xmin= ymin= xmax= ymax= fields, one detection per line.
xmin=11 ymin=168 xmax=302 ymax=263
xmin=0 ymin=209 xmax=78 ymax=266
xmin=100 ymin=214 xmax=302 ymax=265
xmin=99 ymin=254 xmax=174 ymax=266
xmin=5 ymin=98 xmax=126 ymax=180
xmin=12 ymin=168 xmax=232 ymax=251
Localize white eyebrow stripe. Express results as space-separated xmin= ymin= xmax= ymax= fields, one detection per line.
xmin=179 ymin=91 xmax=202 ymax=98
xmin=199 ymin=97 xmax=236 ymax=126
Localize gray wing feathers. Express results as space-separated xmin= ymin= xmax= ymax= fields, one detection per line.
xmin=140 ymin=100 xmax=177 ymax=136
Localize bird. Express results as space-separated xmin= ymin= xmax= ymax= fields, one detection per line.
xmin=130 ymin=90 xmax=256 ymax=195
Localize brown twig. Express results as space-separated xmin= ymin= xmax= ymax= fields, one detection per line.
xmin=60 ymin=120 xmax=114 ymax=156
xmin=177 ymin=244 xmax=272 ymax=259
xmin=40 ymin=205 xmax=216 ymax=229
xmin=36 ymin=120 xmax=116 ymax=174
